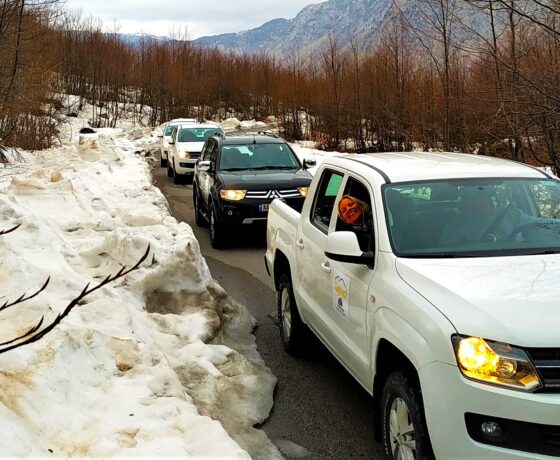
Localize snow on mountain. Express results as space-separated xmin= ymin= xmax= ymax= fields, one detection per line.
xmin=0 ymin=100 xmax=280 ymax=458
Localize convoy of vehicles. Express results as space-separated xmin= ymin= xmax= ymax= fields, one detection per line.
xmin=265 ymin=152 xmax=560 ymax=459
xmin=191 ymin=133 xmax=314 ymax=248
xmin=167 ymin=122 xmax=225 ymax=184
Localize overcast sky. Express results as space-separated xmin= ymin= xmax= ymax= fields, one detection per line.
xmin=64 ymin=0 xmax=325 ymax=39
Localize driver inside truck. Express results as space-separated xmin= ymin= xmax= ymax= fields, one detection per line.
xmin=338 ymin=195 xmax=372 ymax=250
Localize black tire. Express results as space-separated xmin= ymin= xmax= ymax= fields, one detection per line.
xmin=209 ymin=202 xmax=228 ymax=249
xmin=184 ymin=174 xmax=194 ymax=185
xmin=381 ymin=371 xmax=434 ymax=460
xmin=277 ymin=273 xmax=308 ymax=355
xmin=173 ymin=167 xmax=182 ymax=184
xmin=193 ymin=186 xmax=208 ymax=227
xmin=160 ymin=156 xmax=167 ymax=167
xmin=167 ymin=160 xmax=173 ymax=178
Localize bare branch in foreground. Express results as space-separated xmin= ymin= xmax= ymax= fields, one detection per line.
xmin=0 ymin=245 xmax=151 ymax=355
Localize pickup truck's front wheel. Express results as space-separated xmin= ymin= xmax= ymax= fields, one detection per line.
xmin=381 ymin=371 xmax=433 ymax=460
xmin=278 ymin=273 xmax=307 ymax=355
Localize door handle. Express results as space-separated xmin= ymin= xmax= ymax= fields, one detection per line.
xmin=321 ymin=262 xmax=331 ymax=273
xmin=296 ymin=239 xmax=304 ymax=249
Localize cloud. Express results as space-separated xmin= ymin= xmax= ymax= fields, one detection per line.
xmin=64 ymin=0 xmax=325 ymax=39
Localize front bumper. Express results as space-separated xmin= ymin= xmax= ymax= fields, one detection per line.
xmin=216 ymin=197 xmax=305 ymax=225
xmin=175 ymin=159 xmax=197 ymax=175
xmin=420 ymin=361 xmax=560 ymax=459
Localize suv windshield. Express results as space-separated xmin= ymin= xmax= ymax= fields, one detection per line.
xmin=219 ymin=144 xmax=300 ymax=171
xmin=178 ymin=127 xmax=223 ymax=142
xmin=383 ymin=178 xmax=560 ymax=257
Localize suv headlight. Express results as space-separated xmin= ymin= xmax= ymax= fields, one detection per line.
xmin=220 ymin=190 xmax=246 ymax=201
xmin=178 ymin=151 xmax=190 ymax=159
xmin=452 ymin=335 xmax=542 ymax=392
xmin=298 ymin=187 xmax=309 ymax=197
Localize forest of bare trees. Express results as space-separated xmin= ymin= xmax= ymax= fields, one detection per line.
xmin=2 ymin=0 xmax=560 ymax=173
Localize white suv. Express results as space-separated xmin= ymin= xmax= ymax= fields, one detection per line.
xmin=158 ymin=118 xmax=197 ymax=167
xmin=167 ymin=123 xmax=224 ymax=184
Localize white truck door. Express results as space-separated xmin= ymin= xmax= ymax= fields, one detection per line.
xmin=324 ymin=175 xmax=377 ymax=384
xmin=297 ymin=168 xmax=345 ymax=345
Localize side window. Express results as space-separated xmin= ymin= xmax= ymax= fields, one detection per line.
xmin=200 ymin=142 xmax=210 ymax=161
xmin=336 ymin=177 xmax=373 ymax=251
xmin=311 ymin=170 xmax=344 ymax=234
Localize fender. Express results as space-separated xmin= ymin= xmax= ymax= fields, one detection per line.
xmin=369 ymin=307 xmax=438 ymax=390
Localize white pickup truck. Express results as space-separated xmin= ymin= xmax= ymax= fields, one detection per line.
xmin=265 ymin=152 xmax=560 ymax=459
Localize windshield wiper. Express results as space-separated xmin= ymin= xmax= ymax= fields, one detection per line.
xmin=220 ymin=167 xmax=249 ymax=171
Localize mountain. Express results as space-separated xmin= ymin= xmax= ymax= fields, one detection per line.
xmin=192 ymin=0 xmax=490 ymax=58
xmin=193 ymin=0 xmax=393 ymax=57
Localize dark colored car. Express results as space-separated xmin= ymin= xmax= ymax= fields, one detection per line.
xmin=193 ymin=133 xmax=315 ymax=248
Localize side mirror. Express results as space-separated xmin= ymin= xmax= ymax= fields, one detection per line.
xmin=198 ymin=160 xmax=212 ymax=172
xmin=157 ymin=134 xmax=163 ymax=139
xmin=303 ymin=158 xmax=317 ymax=169
xmin=325 ymin=231 xmax=374 ymax=267
xmin=169 ymin=140 xmax=175 ymax=145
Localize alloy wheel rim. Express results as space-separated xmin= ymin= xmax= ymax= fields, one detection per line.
xmin=280 ymin=287 xmax=291 ymax=339
xmin=210 ymin=208 xmax=215 ymax=241
xmin=389 ymin=397 xmax=417 ymax=460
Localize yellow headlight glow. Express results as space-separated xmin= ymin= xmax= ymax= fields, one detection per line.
xmin=298 ymin=187 xmax=309 ymax=197
xmin=220 ymin=190 xmax=247 ymax=201
xmin=178 ymin=151 xmax=190 ymax=159
xmin=454 ymin=336 xmax=541 ymax=391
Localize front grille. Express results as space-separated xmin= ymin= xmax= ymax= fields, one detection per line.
xmin=189 ymin=152 xmax=201 ymax=160
xmin=526 ymin=348 xmax=560 ymax=393
xmin=465 ymin=413 xmax=560 ymax=456
xmin=245 ymin=189 xmax=301 ymax=200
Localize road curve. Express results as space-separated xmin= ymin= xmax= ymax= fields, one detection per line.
xmin=151 ymin=164 xmax=387 ymax=460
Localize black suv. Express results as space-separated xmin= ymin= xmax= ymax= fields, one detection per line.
xmin=193 ymin=133 xmax=314 ymax=248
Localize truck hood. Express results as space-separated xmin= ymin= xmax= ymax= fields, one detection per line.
xmin=396 ymin=255 xmax=560 ymax=347
xmin=176 ymin=141 xmax=204 ymax=153
xmin=219 ymin=169 xmax=312 ymax=189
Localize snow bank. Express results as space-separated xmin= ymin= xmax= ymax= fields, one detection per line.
xmin=0 ymin=105 xmax=279 ymax=458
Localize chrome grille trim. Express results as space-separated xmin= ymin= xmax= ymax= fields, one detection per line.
xmin=245 ymin=189 xmax=301 ymax=199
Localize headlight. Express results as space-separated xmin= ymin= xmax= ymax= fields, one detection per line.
xmin=220 ymin=190 xmax=246 ymax=201
xmin=178 ymin=151 xmax=190 ymax=159
xmin=452 ymin=336 xmax=541 ymax=391
xmin=298 ymin=187 xmax=309 ymax=197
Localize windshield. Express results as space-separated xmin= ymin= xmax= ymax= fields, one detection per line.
xmin=383 ymin=178 xmax=560 ymax=257
xmin=178 ymin=127 xmax=223 ymax=142
xmin=219 ymin=144 xmax=300 ymax=171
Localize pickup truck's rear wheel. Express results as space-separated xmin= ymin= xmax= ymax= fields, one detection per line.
xmin=381 ymin=371 xmax=433 ymax=460
xmin=278 ymin=273 xmax=307 ymax=355
xmin=209 ymin=203 xmax=228 ymax=249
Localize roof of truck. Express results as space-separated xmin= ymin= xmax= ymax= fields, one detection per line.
xmin=328 ymin=152 xmax=553 ymax=183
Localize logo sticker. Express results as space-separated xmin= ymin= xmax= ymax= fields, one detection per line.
xmin=333 ymin=269 xmax=350 ymax=321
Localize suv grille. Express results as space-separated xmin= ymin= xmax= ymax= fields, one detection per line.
xmin=189 ymin=152 xmax=201 ymax=160
xmin=245 ymin=189 xmax=301 ymax=200
xmin=526 ymin=348 xmax=560 ymax=393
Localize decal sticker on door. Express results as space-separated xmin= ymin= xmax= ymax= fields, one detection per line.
xmin=333 ymin=269 xmax=350 ymax=321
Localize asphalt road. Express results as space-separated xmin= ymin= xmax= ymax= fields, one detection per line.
xmin=151 ymin=163 xmax=387 ymax=460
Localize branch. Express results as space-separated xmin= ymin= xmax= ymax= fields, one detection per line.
xmin=0 ymin=224 xmax=21 ymax=236
xmin=0 ymin=245 xmax=151 ymax=354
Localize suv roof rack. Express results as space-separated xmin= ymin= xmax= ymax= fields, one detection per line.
xmin=257 ymin=131 xmax=279 ymax=138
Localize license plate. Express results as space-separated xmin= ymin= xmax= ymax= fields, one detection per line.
xmin=259 ymin=204 xmax=269 ymax=212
